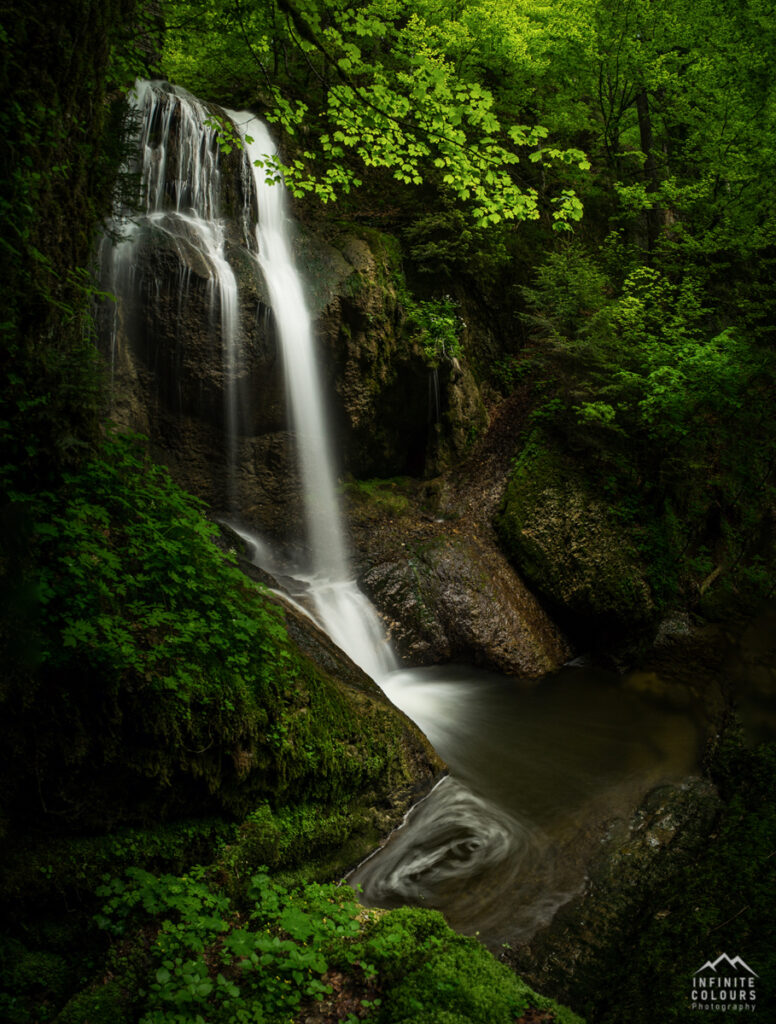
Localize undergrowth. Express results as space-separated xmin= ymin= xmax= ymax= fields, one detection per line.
xmin=49 ymin=867 xmax=584 ymax=1024
xmin=0 ymin=429 xmax=425 ymax=837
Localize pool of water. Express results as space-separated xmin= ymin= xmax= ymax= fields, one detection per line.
xmin=349 ymin=662 xmax=703 ymax=946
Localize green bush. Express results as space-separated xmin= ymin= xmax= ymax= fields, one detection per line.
xmin=510 ymin=239 xmax=776 ymax=613
xmin=30 ymin=429 xmax=289 ymax=708
xmin=77 ymin=867 xmax=583 ymax=1024
xmin=404 ymin=295 xmax=463 ymax=366
xmin=0 ymin=429 xmax=429 ymax=838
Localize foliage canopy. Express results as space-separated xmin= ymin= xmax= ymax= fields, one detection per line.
xmin=161 ymin=0 xmax=590 ymax=226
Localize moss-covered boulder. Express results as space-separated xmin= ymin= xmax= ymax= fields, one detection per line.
xmin=0 ymin=433 xmax=441 ymax=914
xmin=506 ymin=777 xmax=720 ymax=1019
xmin=508 ymin=735 xmax=776 ymax=1024
xmin=497 ymin=432 xmax=655 ymax=640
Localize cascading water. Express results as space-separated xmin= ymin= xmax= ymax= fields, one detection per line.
xmin=429 ymin=366 xmax=441 ymax=428
xmin=226 ymin=113 xmax=346 ymax=578
xmin=226 ymin=108 xmax=398 ymax=681
xmin=103 ymin=80 xmax=244 ymax=507
xmin=213 ymin=118 xmax=701 ymax=940
xmin=105 ymin=82 xmax=704 ymax=947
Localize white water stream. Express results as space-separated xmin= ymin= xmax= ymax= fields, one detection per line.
xmin=105 ymin=82 xmax=703 ymax=947
xmin=226 ymin=107 xmax=399 ymax=681
xmin=104 ymin=81 xmax=244 ymax=506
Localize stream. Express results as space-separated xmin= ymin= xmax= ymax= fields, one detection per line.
xmin=230 ymin=520 xmax=703 ymax=947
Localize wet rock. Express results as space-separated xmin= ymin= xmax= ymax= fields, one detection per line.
xmin=653 ymin=611 xmax=693 ymax=650
xmin=305 ymin=225 xmax=488 ymax=478
xmin=428 ymin=358 xmax=489 ymax=476
xmin=346 ymin=481 xmax=570 ymax=676
xmin=506 ymin=777 xmax=721 ymax=1006
xmin=101 ymin=200 xmax=306 ymax=538
xmin=315 ymin=229 xmax=431 ymax=476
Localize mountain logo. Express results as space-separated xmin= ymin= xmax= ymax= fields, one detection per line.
xmin=694 ymin=954 xmax=759 ymax=977
xmin=690 ymin=953 xmax=757 ymax=1012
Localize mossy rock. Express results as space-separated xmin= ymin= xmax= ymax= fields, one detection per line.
xmin=57 ymin=872 xmax=584 ymax=1024
xmin=366 ymin=907 xmax=585 ymax=1024
xmin=55 ymin=981 xmax=130 ymax=1024
xmin=0 ymin=434 xmax=441 ymax=912
xmin=511 ymin=736 xmax=776 ymax=1023
xmin=497 ymin=432 xmax=655 ymax=639
xmin=216 ymin=800 xmax=390 ymax=893
xmin=0 ymin=818 xmax=237 ymax=909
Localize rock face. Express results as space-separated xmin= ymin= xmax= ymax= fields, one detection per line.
xmin=497 ymin=431 xmax=655 ymax=639
xmin=506 ymin=778 xmax=721 ymax=1008
xmin=104 ymin=216 xmax=305 ymax=544
xmin=345 ymin=479 xmax=571 ymax=676
xmin=103 ymin=201 xmax=484 ymax=548
xmin=310 ymin=227 xmax=487 ymax=478
xmin=100 ymin=88 xmax=564 ymax=677
xmin=362 ymin=531 xmax=568 ymax=675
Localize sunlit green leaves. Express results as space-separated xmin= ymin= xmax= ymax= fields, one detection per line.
xmin=162 ymin=0 xmax=588 ymax=227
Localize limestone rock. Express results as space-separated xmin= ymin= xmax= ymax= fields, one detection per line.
xmin=507 ymin=777 xmax=721 ymax=1005
xmin=346 ymin=481 xmax=570 ymax=677
xmin=315 ymin=229 xmax=432 ymax=476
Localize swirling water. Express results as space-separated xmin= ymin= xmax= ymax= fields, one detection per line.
xmin=230 ymin=516 xmax=701 ymax=944
xmin=349 ymin=663 xmax=700 ymax=944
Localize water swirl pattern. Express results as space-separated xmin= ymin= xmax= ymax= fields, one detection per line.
xmin=349 ymin=776 xmax=573 ymax=942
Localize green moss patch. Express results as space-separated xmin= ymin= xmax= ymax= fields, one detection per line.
xmin=497 ymin=431 xmax=654 ymax=637
xmin=53 ymin=867 xmax=584 ymax=1024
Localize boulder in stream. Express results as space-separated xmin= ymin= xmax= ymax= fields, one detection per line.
xmin=346 ymin=479 xmax=571 ymax=676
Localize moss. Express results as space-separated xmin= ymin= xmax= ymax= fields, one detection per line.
xmin=57 ymin=868 xmax=583 ymax=1024
xmin=328 ymin=222 xmax=405 ymax=291
xmin=497 ymin=431 xmax=654 ymax=638
xmin=0 ymin=818 xmax=237 ymax=909
xmin=217 ymin=801 xmax=385 ymax=892
xmin=364 ymin=908 xmax=584 ymax=1024
xmin=343 ymin=476 xmax=413 ymax=518
xmin=55 ymin=981 xmax=130 ymax=1024
xmin=1 ymin=433 xmax=436 ymax=857
xmin=0 ymin=936 xmax=75 ymax=1024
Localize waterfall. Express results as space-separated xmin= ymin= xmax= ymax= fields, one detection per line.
xmin=227 ymin=109 xmax=398 ymax=679
xmin=101 ymin=84 xmax=702 ymax=948
xmin=105 ymin=80 xmax=244 ymax=507
xmin=429 ymin=367 xmax=441 ymax=427
xmin=103 ymin=80 xmax=396 ymax=677
xmin=225 ymin=112 xmax=347 ymax=579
